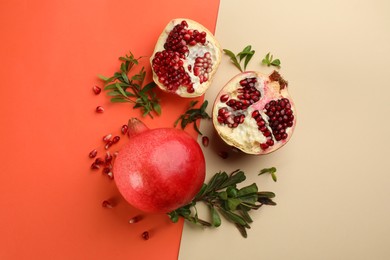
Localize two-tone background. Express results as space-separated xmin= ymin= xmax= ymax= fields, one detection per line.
xmin=1 ymin=0 xmax=389 ymax=259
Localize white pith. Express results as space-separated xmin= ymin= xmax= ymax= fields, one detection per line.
xmin=150 ymin=18 xmax=222 ymax=98
xmin=213 ymin=71 xmax=296 ymax=155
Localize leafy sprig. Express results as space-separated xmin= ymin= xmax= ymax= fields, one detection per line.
xmin=259 ymin=167 xmax=278 ymax=182
xmin=174 ymin=100 xmax=211 ymax=135
xmin=168 ymin=169 xmax=277 ymax=238
xmin=98 ymin=52 xmax=161 ymax=118
xmin=262 ymin=52 xmax=281 ymax=67
xmin=223 ymin=45 xmax=255 ymax=72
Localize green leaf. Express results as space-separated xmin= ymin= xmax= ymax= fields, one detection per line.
xmin=98 ymin=74 xmax=109 ymax=81
xmin=271 ymin=59 xmax=281 ymax=67
xmin=258 ymin=167 xmax=277 ymax=182
xmin=107 ymin=90 xmax=122 ymax=96
xmin=223 ymin=49 xmax=242 ymax=71
xmin=115 ymin=83 xmax=128 ymax=97
xmin=226 ymin=198 xmax=241 ymax=211
xmin=219 ymin=207 xmax=248 ymax=226
xmin=243 ymin=51 xmax=255 ymax=71
xmin=235 ymin=223 xmax=248 ymax=238
xmin=110 ymin=97 xmax=129 ymax=103
xmin=153 ymin=103 xmax=161 ymax=115
xmin=168 ymin=211 xmax=179 ymax=223
xmin=239 ymin=207 xmax=253 ymax=223
xmin=121 ymin=72 xmax=129 ymax=84
xmin=237 ymin=183 xmax=258 ymax=197
xmin=237 ymin=45 xmax=252 ymax=61
xmin=226 ymin=186 xmax=238 ymax=198
xmin=257 ymin=191 xmax=276 ymax=198
xmin=211 ymin=207 xmax=221 ymax=227
xmin=219 ymin=170 xmax=246 ymax=189
xmin=194 ymin=184 xmax=207 ymax=199
xmin=218 ymin=191 xmax=228 ymax=200
xmin=140 ymin=81 xmax=156 ymax=94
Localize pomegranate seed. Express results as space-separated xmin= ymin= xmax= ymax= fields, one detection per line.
xmin=102 ymin=200 xmax=113 ymax=208
xmin=104 ymin=140 xmax=113 ymax=150
xmin=220 ymin=94 xmax=229 ymax=103
xmin=95 ymin=157 xmax=105 ymax=165
xmin=142 ymin=231 xmax=150 ymax=240
xmin=260 ymin=143 xmax=269 ymax=150
xmin=121 ymin=124 xmax=128 ymax=135
xmin=102 ymin=167 xmax=111 ymax=174
xmin=218 ymin=151 xmax=229 ymax=159
xmin=103 ymin=134 xmax=112 ymax=142
xmin=113 ymin=151 xmax=119 ymax=157
xmin=112 ymin=136 xmax=120 ymax=143
xmin=91 ymin=162 xmax=100 ymax=170
xmin=202 ymin=136 xmax=209 ymax=147
xmin=96 ymin=106 xmax=104 ymax=113
xmin=92 ymin=85 xmax=101 ymax=95
xmin=89 ymin=149 xmax=97 ymax=158
xmin=129 ymin=215 xmax=142 ymax=224
xmin=105 ymin=151 xmax=112 ymax=163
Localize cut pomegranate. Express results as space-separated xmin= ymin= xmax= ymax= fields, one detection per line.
xmin=150 ymin=19 xmax=222 ymax=97
xmin=212 ymin=71 xmax=296 ymax=155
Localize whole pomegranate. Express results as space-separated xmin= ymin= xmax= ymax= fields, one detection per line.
xmin=150 ymin=18 xmax=222 ymax=98
xmin=213 ymin=71 xmax=296 ymax=155
xmin=113 ymin=118 xmax=206 ymax=213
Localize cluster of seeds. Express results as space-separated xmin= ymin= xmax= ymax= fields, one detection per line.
xmin=251 ymin=110 xmax=274 ymax=150
xmin=217 ymin=77 xmax=260 ymax=128
xmin=89 ymin=125 xmax=128 ymax=178
xmin=152 ymin=20 xmax=210 ymax=93
xmin=264 ymin=98 xmax=294 ymax=141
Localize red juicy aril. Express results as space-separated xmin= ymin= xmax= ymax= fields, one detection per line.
xmin=213 ymin=71 xmax=296 ymax=155
xmin=150 ymin=19 xmax=222 ymax=98
xmin=113 ymin=118 xmax=206 ymax=213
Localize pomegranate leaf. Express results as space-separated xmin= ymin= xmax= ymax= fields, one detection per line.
xmin=168 ymin=168 xmax=277 ymax=238
xmin=258 ymin=167 xmax=277 ymax=182
xmin=223 ymin=45 xmax=256 ymax=72
xmin=262 ymin=52 xmax=281 ymax=68
xmin=99 ymin=51 xmax=161 ymax=118
xmin=174 ymin=100 xmax=211 ymax=135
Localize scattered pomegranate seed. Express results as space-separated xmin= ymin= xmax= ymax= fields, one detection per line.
xmin=89 ymin=149 xmax=97 ymax=158
xmin=141 ymin=231 xmax=150 ymax=240
xmin=90 ymin=162 xmax=100 ymax=170
xmin=121 ymin=124 xmax=128 ymax=135
xmin=129 ymin=215 xmax=142 ymax=224
xmin=202 ymin=136 xmax=209 ymax=147
xmin=104 ymin=140 xmax=113 ymax=150
xmin=94 ymin=157 xmax=105 ymax=165
xmin=103 ymin=134 xmax=112 ymax=142
xmin=113 ymin=151 xmax=119 ymax=157
xmin=218 ymin=151 xmax=229 ymax=159
xmin=105 ymin=151 xmax=112 ymax=164
xmin=112 ymin=136 xmax=120 ymax=143
xmin=96 ymin=106 xmax=104 ymax=113
xmin=92 ymin=85 xmax=101 ymax=95
xmin=102 ymin=200 xmax=113 ymax=208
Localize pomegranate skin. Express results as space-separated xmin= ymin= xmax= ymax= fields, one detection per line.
xmin=114 ymin=127 xmax=205 ymax=213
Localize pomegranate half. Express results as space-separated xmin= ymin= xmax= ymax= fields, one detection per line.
xmin=213 ymin=71 xmax=296 ymax=155
xmin=113 ymin=118 xmax=206 ymax=213
xmin=150 ymin=18 xmax=222 ymax=97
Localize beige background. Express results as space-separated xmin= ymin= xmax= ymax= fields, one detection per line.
xmin=179 ymin=0 xmax=390 ymax=259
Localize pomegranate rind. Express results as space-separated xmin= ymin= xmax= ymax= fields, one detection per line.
xmin=113 ymin=127 xmax=206 ymax=213
xmin=150 ymin=18 xmax=222 ymax=98
xmin=212 ymin=71 xmax=297 ymax=155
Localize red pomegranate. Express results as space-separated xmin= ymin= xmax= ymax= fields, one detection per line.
xmin=150 ymin=18 xmax=222 ymax=97
xmin=213 ymin=71 xmax=296 ymax=155
xmin=113 ymin=118 xmax=206 ymax=213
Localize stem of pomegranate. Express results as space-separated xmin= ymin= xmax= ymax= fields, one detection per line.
xmin=127 ymin=118 xmax=149 ymax=138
